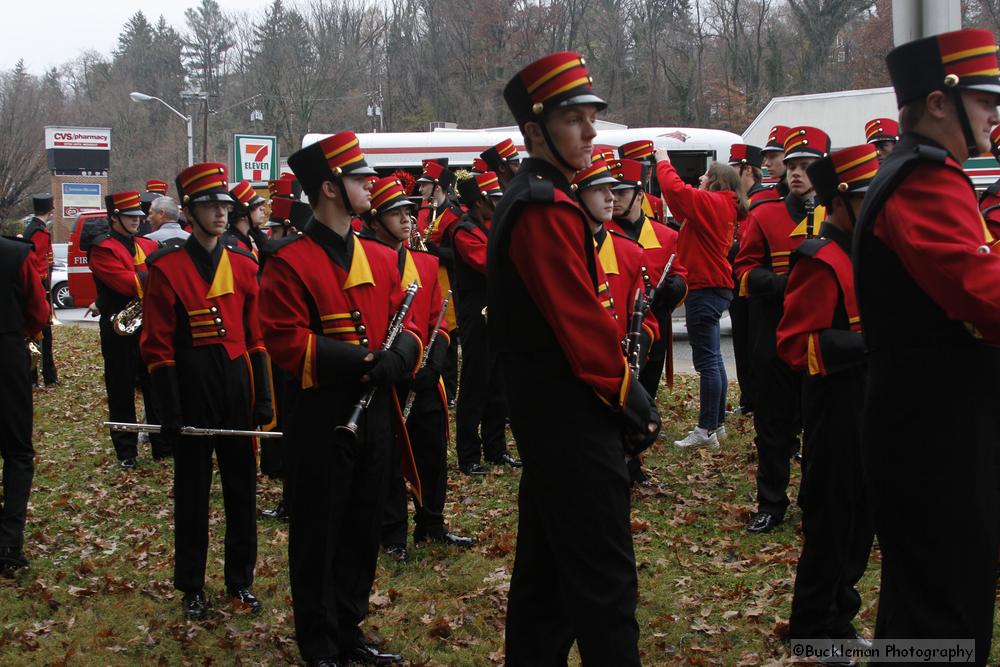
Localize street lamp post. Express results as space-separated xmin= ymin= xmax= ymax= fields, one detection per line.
xmin=129 ymin=91 xmax=194 ymax=166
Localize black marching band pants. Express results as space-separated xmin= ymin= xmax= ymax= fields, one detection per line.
xmin=729 ymin=293 xmax=753 ymax=412
xmin=99 ymin=317 xmax=167 ymax=460
xmin=0 ymin=334 xmax=34 ymax=551
xmin=382 ymin=386 xmax=449 ymax=545
xmin=455 ymin=314 xmax=507 ymax=468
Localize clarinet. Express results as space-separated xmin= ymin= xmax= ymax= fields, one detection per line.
xmin=641 ymin=253 xmax=676 ymax=319
xmin=402 ymin=290 xmax=452 ymax=419
xmin=336 ymin=280 xmax=420 ymax=440
xmin=805 ymin=198 xmax=816 ymax=239
xmin=624 ymin=288 xmax=647 ymax=375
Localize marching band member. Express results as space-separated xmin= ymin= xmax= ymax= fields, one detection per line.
xmin=258 ymin=132 xmax=421 ymax=666
xmin=89 ymin=191 xmax=166 ymax=467
xmin=141 ymin=162 xmax=271 ymax=620
xmin=777 ymin=144 xmax=877 ymax=649
xmin=360 ymin=176 xmax=473 ymax=559
xmin=452 ymin=172 xmax=519 ymax=475
xmin=863 ymin=117 xmax=899 ymax=160
xmin=733 ymin=126 xmax=830 ymax=533
xmin=0 ymin=233 xmax=49 ymax=577
xmin=479 ymin=138 xmax=521 ymax=187
xmin=224 ymin=180 xmax=268 ymax=257
xmin=23 ymin=194 xmax=57 ymax=386
xmin=490 ymin=51 xmax=659 ymax=664
xmin=853 ymin=29 xmax=1000 ymax=662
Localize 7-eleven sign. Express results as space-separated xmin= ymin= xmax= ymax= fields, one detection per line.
xmin=233 ymin=134 xmax=278 ymax=185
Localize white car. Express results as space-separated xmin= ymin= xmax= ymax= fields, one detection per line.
xmin=50 ymin=263 xmax=72 ymax=309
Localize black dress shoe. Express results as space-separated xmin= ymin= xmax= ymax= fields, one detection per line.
xmin=0 ymin=547 xmax=28 ymax=578
xmin=228 ymin=587 xmax=262 ymax=614
xmin=261 ymin=500 xmax=288 ymax=520
xmin=182 ymin=590 xmax=209 ymax=620
xmin=120 ymin=457 xmax=137 ymax=469
xmin=349 ymin=639 xmax=403 ymax=665
xmin=383 ymin=544 xmax=409 ymax=563
xmin=414 ymin=529 xmax=475 ymax=548
xmin=830 ymin=628 xmax=872 ymax=650
xmin=459 ymin=463 xmax=488 ymax=476
xmin=486 ymin=452 xmax=522 ymax=468
xmin=746 ymin=511 xmax=781 ymax=533
xmin=306 ymin=659 xmax=340 ymax=667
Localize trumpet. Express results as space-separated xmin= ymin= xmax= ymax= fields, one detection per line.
xmin=46 ymin=267 xmax=62 ymax=326
xmin=112 ymin=298 xmax=143 ymax=336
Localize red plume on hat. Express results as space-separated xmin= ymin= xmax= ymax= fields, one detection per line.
xmin=391 ymin=169 xmax=416 ymax=197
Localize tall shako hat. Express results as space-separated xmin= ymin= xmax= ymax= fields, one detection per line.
xmin=230 ymin=180 xmax=266 ymax=214
xmin=481 ymin=138 xmax=520 ymax=172
xmin=176 ymin=162 xmax=234 ymax=205
xmin=618 ymin=140 xmax=655 ymax=163
xmin=32 ymin=194 xmax=54 ymax=214
xmin=806 ymin=144 xmax=880 ymax=207
xmin=105 ymin=191 xmax=145 ymax=216
xmin=864 ymin=118 xmax=899 ymax=144
xmin=887 ymin=29 xmax=1000 ymax=152
xmin=471 ymin=157 xmax=489 ymax=174
xmin=990 ymin=125 xmax=1000 ymax=161
xmin=417 ymin=157 xmax=448 ymax=183
xmin=610 ymin=158 xmax=644 ymax=190
xmin=782 ymin=126 xmax=831 ymax=162
xmin=268 ymin=174 xmax=302 ymax=200
xmin=763 ymin=125 xmax=791 ymax=154
xmin=265 ymin=196 xmax=311 ymax=231
xmin=503 ymin=51 xmax=606 ymax=171
xmin=145 ymin=180 xmax=169 ymax=194
xmin=368 ymin=176 xmax=415 ymax=217
xmin=415 ymin=159 xmax=455 ymax=191
xmin=287 ymin=131 xmax=377 ymax=213
xmin=458 ymin=171 xmax=503 ymax=206
xmin=728 ymin=144 xmax=764 ymax=169
xmin=571 ymin=158 xmax=620 ymax=191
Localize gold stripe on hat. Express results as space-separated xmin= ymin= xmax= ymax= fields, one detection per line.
xmin=941 ymin=44 xmax=999 ymax=64
xmin=835 ymin=153 xmax=876 ymax=173
xmin=544 ymin=75 xmax=592 ymax=101
xmin=526 ymin=58 xmax=582 ymax=94
xmin=181 ymin=166 xmax=224 ymax=188
xmin=323 ymin=137 xmax=359 ymax=160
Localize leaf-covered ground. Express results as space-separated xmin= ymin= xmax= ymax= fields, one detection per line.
xmin=3 ymin=325 xmax=996 ymax=665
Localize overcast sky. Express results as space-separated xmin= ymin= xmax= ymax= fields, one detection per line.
xmin=4 ymin=0 xmax=276 ymax=74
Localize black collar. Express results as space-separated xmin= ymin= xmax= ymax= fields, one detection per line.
xmin=612 ymin=214 xmax=644 ymax=241
xmin=818 ymin=221 xmax=852 ymax=253
xmin=305 ymin=218 xmax=353 ymax=271
xmin=518 ymin=157 xmax=574 ymax=196
xmin=110 ymin=228 xmax=136 ymax=252
xmin=594 ymin=225 xmax=608 ymax=247
xmin=184 ymin=235 xmax=222 ymax=284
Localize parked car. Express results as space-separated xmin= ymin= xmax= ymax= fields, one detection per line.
xmin=50 ymin=262 xmax=72 ymax=309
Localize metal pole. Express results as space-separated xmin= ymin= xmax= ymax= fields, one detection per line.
xmin=186 ymin=115 xmax=195 ymax=167
xmin=202 ymin=97 xmax=209 ymax=162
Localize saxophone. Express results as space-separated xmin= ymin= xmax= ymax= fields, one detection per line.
xmin=111 ymin=298 xmax=143 ymax=336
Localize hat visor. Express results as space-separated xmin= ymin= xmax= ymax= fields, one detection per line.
xmin=961 ymin=81 xmax=1000 ymax=96
xmin=610 ymin=181 xmax=640 ymax=190
xmin=347 ymin=165 xmax=378 ymax=177
xmin=866 ymin=136 xmax=896 ymax=144
xmin=249 ymin=195 xmax=267 ymax=207
xmin=118 ymin=209 xmax=146 ymax=217
xmin=761 ymin=146 xmax=784 ymax=154
xmin=555 ymin=93 xmax=608 ymax=111
xmin=782 ymin=150 xmax=823 ymax=163
xmin=580 ymin=175 xmax=620 ymax=189
xmin=189 ymin=192 xmax=236 ymax=204
xmin=487 ymin=190 xmax=505 ymax=198
xmin=379 ymin=197 xmax=415 ymax=214
xmin=414 ymin=176 xmax=432 ymax=184
xmin=264 ymin=219 xmax=287 ymax=228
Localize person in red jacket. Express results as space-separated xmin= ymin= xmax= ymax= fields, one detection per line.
xmin=608 ymin=158 xmax=688 ymax=399
xmin=491 ymin=51 xmax=660 ymax=664
xmin=223 ymin=180 xmax=268 ymax=257
xmin=480 ymin=138 xmax=521 ymax=187
xmin=617 ymin=139 xmax=665 ymax=224
xmin=854 ymin=28 xmax=1000 ymax=661
xmin=89 ymin=191 xmax=166 ymax=468
xmin=22 ymin=194 xmax=57 ymax=386
xmin=756 ymin=125 xmax=791 ymax=205
xmin=452 ymin=171 xmax=519 ymax=476
xmin=777 ymin=144 xmax=878 ymax=650
xmin=0 ymin=234 xmax=49 ymax=577
xmin=359 ymin=176 xmax=474 ymax=560
xmin=258 ymin=132 xmax=421 ymax=666
xmin=733 ymin=126 xmax=830 ymax=533
xmin=141 ymin=162 xmax=272 ymax=621
xmin=574 ymin=157 xmax=666 ymax=487
xmin=655 ymin=150 xmax=745 ymax=448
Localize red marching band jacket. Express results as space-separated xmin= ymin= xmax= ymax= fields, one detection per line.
xmin=140 ymin=245 xmax=266 ymax=373
xmin=776 ymin=238 xmax=862 ymax=376
xmin=258 ymin=233 xmax=425 ymax=500
xmin=89 ymin=235 xmax=161 ymax=300
xmin=598 ymin=229 xmax=659 ymax=344
xmin=403 ymin=246 xmax=451 ymax=415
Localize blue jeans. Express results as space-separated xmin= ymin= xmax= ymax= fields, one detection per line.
xmin=685 ymin=288 xmax=732 ymax=430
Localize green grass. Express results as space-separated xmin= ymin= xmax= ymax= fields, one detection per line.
xmin=1 ymin=325 xmax=992 ymax=665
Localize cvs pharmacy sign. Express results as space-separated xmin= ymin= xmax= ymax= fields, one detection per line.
xmin=233 ymin=134 xmax=278 ymax=185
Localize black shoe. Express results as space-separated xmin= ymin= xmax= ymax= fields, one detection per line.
xmin=306 ymin=659 xmax=340 ymax=667
xmin=414 ymin=529 xmax=475 ymax=549
xmin=228 ymin=587 xmax=262 ymax=614
xmin=747 ymin=511 xmax=781 ymax=533
xmin=447 ymin=399 xmax=457 ymax=409
xmin=0 ymin=547 xmax=28 ymax=578
xmin=486 ymin=452 xmax=522 ymax=468
xmin=793 ymin=451 xmax=803 ymax=464
xmin=383 ymin=544 xmax=409 ymax=563
xmin=182 ymin=590 xmax=209 ymax=620
xmin=152 ymin=451 xmax=173 ymax=461
xmin=120 ymin=457 xmax=137 ymax=470
xmin=261 ymin=500 xmax=288 ymax=520
xmin=349 ymin=639 xmax=403 ymax=665
xmin=459 ymin=463 xmax=488 ymax=476
xmin=830 ymin=628 xmax=872 ymax=650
